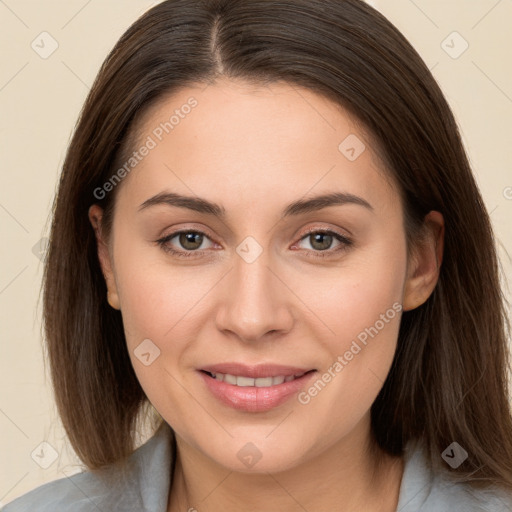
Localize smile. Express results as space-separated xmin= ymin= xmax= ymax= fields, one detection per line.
xmin=204 ymin=371 xmax=309 ymax=387
xmin=198 ymin=368 xmax=318 ymax=412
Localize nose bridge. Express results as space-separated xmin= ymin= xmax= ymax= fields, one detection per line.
xmin=215 ymin=241 xmax=293 ymax=342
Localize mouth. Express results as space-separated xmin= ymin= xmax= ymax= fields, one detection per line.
xmin=197 ymin=365 xmax=318 ymax=412
xmin=200 ymin=369 xmax=316 ymax=388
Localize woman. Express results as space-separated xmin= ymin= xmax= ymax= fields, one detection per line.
xmin=3 ymin=0 xmax=512 ymax=510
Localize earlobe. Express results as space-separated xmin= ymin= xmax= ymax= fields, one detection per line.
xmin=107 ymin=290 xmax=120 ymax=310
xmin=402 ymin=211 xmax=445 ymax=312
xmin=88 ymin=204 xmax=121 ymax=310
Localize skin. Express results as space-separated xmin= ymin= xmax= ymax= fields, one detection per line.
xmin=89 ymin=78 xmax=444 ymax=512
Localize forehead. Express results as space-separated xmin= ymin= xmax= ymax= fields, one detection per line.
xmin=116 ymin=78 xmax=398 ymax=219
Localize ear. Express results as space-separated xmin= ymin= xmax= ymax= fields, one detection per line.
xmin=88 ymin=204 xmax=120 ymax=310
xmin=402 ymin=211 xmax=445 ymax=312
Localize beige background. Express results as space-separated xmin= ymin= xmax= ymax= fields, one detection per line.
xmin=1 ymin=0 xmax=511 ymax=505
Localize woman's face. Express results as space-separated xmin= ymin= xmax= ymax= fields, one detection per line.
xmin=91 ymin=78 xmax=431 ymax=473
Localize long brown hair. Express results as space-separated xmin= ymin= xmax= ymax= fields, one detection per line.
xmin=42 ymin=0 xmax=512 ymax=490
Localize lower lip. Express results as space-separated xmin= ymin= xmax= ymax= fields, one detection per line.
xmin=198 ymin=370 xmax=317 ymax=412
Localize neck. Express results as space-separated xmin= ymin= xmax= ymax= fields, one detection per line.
xmin=167 ymin=414 xmax=404 ymax=512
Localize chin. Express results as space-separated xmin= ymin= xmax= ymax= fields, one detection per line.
xmin=202 ymin=434 xmax=309 ymax=474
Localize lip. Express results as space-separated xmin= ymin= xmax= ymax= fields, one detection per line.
xmin=198 ymin=363 xmax=317 ymax=412
xmin=200 ymin=362 xmax=314 ymax=379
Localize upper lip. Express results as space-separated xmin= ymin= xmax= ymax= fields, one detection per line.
xmin=200 ymin=363 xmax=316 ymax=379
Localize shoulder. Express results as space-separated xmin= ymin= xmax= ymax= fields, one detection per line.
xmin=425 ymin=476 xmax=512 ymax=512
xmin=1 ymin=422 xmax=175 ymax=512
xmin=1 ymin=470 xmax=111 ymax=512
xmin=397 ymin=439 xmax=512 ymax=512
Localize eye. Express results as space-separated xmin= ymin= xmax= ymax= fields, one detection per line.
xmin=292 ymin=228 xmax=353 ymax=258
xmin=156 ymin=230 xmax=216 ymax=258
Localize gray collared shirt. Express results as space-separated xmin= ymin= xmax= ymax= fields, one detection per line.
xmin=3 ymin=422 xmax=512 ymax=511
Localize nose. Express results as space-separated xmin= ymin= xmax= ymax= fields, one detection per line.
xmin=214 ymin=248 xmax=295 ymax=344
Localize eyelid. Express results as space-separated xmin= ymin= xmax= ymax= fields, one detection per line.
xmin=296 ymin=225 xmax=352 ymax=243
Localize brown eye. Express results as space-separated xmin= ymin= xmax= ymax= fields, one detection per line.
xmin=293 ymin=229 xmax=353 ymax=259
xmin=308 ymin=232 xmax=335 ymax=251
xmin=177 ymin=232 xmax=204 ymax=251
xmin=156 ymin=230 xmax=215 ymax=258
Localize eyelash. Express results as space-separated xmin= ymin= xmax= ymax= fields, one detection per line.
xmin=155 ymin=227 xmax=353 ymax=259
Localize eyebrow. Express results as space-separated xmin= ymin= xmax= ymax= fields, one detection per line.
xmin=138 ymin=191 xmax=373 ymax=218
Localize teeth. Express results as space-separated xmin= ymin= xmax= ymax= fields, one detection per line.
xmin=237 ymin=376 xmax=256 ymax=387
xmin=209 ymin=372 xmax=303 ymax=387
xmin=224 ymin=373 xmax=237 ymax=385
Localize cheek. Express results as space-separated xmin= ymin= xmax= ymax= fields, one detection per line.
xmin=110 ymin=236 xmax=188 ymax=349
xmin=299 ymin=232 xmax=406 ymax=415
xmin=111 ymin=244 xmax=225 ymax=387
xmin=315 ymin=236 xmax=406 ymax=344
